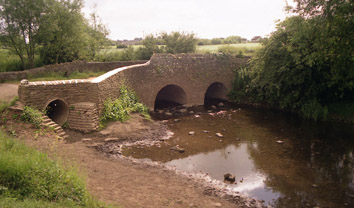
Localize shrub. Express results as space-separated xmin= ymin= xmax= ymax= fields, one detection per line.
xmin=100 ymin=85 xmax=150 ymax=125
xmin=21 ymin=106 xmax=43 ymax=128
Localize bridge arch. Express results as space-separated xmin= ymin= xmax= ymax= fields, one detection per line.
xmin=204 ymin=82 xmax=228 ymax=105
xmin=44 ymin=98 xmax=69 ymax=126
xmin=154 ymin=84 xmax=187 ymax=110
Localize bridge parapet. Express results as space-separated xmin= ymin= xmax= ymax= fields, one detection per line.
xmin=19 ymin=54 xmax=248 ymax=132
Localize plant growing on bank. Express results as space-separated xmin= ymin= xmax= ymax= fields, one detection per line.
xmin=0 ymin=130 xmax=104 ymax=207
xmin=100 ymin=85 xmax=150 ymax=127
xmin=20 ymin=106 xmax=43 ymax=128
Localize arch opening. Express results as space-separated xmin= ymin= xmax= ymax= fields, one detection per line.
xmin=204 ymin=82 xmax=228 ymax=106
xmin=45 ymin=99 xmax=69 ymax=126
xmin=154 ymin=85 xmax=187 ymax=111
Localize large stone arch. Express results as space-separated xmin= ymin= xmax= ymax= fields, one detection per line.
xmin=204 ymin=82 xmax=229 ymax=105
xmin=44 ymin=98 xmax=69 ymax=126
xmin=154 ymin=84 xmax=187 ymax=110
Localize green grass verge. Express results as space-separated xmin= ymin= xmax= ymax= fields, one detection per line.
xmin=27 ymin=71 xmax=106 ymax=82
xmin=0 ymin=130 xmax=105 ymax=208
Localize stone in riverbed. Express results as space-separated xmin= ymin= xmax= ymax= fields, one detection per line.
xmin=224 ymin=173 xmax=236 ymax=182
xmin=170 ymin=145 xmax=185 ymax=153
xmin=216 ymin=133 xmax=224 ymax=138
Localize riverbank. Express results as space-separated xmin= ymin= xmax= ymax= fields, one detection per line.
xmin=0 ymin=108 xmax=263 ymax=208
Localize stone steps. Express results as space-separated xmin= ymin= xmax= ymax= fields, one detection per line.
xmin=41 ymin=115 xmax=69 ymax=140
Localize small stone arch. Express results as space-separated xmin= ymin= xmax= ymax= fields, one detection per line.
xmin=154 ymin=84 xmax=187 ymax=110
xmin=204 ymin=82 xmax=228 ymax=105
xmin=44 ymin=99 xmax=69 ymax=126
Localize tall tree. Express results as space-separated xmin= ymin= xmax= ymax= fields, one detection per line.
xmin=0 ymin=0 xmax=49 ymax=69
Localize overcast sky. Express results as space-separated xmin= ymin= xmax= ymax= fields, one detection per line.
xmin=82 ymin=0 xmax=295 ymax=41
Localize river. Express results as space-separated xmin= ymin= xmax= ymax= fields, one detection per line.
xmin=122 ymin=104 xmax=354 ymax=207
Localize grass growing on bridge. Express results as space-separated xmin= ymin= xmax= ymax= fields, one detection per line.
xmin=100 ymin=86 xmax=150 ymax=128
xmin=0 ymin=130 xmax=104 ymax=208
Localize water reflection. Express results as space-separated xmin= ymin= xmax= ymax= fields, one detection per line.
xmin=123 ymin=106 xmax=354 ymax=207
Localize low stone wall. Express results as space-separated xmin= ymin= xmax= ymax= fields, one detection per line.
xmin=0 ymin=60 xmax=147 ymax=83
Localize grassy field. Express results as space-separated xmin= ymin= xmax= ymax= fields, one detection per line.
xmin=99 ymin=42 xmax=262 ymax=55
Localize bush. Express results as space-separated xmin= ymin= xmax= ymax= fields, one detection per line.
xmin=100 ymin=85 xmax=150 ymax=125
xmin=116 ymin=44 xmax=127 ymax=49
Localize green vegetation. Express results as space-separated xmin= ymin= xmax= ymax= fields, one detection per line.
xmin=100 ymin=86 xmax=150 ymax=127
xmin=230 ymin=0 xmax=354 ymax=121
xmin=27 ymin=71 xmax=106 ymax=82
xmin=0 ymin=0 xmax=108 ymax=70
xmin=20 ymin=106 xmax=43 ymax=129
xmin=0 ymin=97 xmax=18 ymax=112
xmin=0 ymin=130 xmax=103 ymax=207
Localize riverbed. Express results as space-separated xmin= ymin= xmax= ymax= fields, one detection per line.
xmin=122 ymin=105 xmax=354 ymax=208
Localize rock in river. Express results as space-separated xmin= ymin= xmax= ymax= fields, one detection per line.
xmin=170 ymin=145 xmax=185 ymax=153
xmin=189 ymin=131 xmax=195 ymax=135
xmin=224 ymin=173 xmax=236 ymax=182
xmin=216 ymin=133 xmax=224 ymax=138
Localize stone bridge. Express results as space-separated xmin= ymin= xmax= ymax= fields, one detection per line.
xmin=19 ymin=54 xmax=248 ymax=132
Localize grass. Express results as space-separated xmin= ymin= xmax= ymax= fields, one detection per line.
xmin=196 ymin=43 xmax=262 ymax=56
xmin=27 ymin=71 xmax=106 ymax=82
xmin=0 ymin=130 xmax=105 ymax=207
xmin=0 ymin=97 xmax=18 ymax=112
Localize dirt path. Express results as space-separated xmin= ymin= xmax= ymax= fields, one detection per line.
xmin=0 ymin=83 xmax=18 ymax=102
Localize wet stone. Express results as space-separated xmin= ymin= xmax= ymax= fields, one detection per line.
xmin=216 ymin=133 xmax=224 ymax=138
xmin=224 ymin=173 xmax=236 ymax=182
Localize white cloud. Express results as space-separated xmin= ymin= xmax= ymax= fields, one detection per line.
xmin=83 ymin=0 xmax=296 ymax=40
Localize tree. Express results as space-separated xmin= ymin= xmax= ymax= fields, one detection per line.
xmin=135 ymin=34 xmax=161 ymax=60
xmin=0 ymin=0 xmax=109 ymax=68
xmin=223 ymin=35 xmax=242 ymax=44
xmin=244 ymin=0 xmax=354 ymax=120
xmin=0 ymin=0 xmax=50 ymax=69
xmin=160 ymin=31 xmax=197 ymax=54
xmin=39 ymin=0 xmax=87 ymax=64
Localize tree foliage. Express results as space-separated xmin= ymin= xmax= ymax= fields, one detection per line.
xmin=0 ymin=0 xmax=108 ymax=69
xmin=136 ymin=31 xmax=197 ymax=59
xmin=231 ymin=0 xmax=354 ymax=120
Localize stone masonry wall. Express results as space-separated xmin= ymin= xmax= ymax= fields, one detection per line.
xmin=18 ymin=54 xmax=249 ymax=132
xmin=0 ymin=60 xmax=146 ymax=83
xmin=67 ymin=102 xmax=99 ymax=132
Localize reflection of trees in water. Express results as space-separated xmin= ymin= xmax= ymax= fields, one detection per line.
xmin=244 ymin=109 xmax=354 ymax=207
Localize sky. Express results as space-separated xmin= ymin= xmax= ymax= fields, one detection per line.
xmin=82 ymin=0 xmax=296 ymax=41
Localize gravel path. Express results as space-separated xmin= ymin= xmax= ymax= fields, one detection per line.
xmin=0 ymin=83 xmax=18 ymax=102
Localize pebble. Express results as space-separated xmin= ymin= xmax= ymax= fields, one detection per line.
xmin=218 ymin=102 xmax=224 ymax=107
xmin=276 ymin=140 xmax=284 ymax=144
xmin=189 ymin=131 xmax=195 ymax=135
xmin=81 ymin=138 xmax=92 ymax=142
xmin=189 ymin=111 xmax=194 ymax=114
xmin=211 ymin=105 xmax=217 ymax=109
xmin=194 ymin=115 xmax=201 ymax=118
xmin=202 ymin=130 xmax=210 ymax=133
xmin=104 ymin=137 xmax=119 ymax=142
xmin=216 ymin=133 xmax=224 ymax=138
xmin=213 ymin=202 xmax=222 ymax=207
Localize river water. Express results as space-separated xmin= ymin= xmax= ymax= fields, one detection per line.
xmin=122 ymin=105 xmax=354 ymax=207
